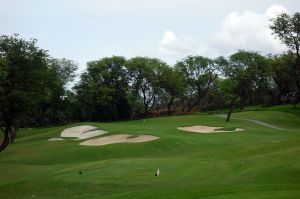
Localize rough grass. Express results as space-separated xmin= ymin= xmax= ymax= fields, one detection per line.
xmin=0 ymin=110 xmax=300 ymax=199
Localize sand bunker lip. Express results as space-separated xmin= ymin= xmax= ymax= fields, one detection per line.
xmin=60 ymin=125 xmax=107 ymax=140
xmin=48 ymin=137 xmax=64 ymax=141
xmin=76 ymin=129 xmax=108 ymax=140
xmin=178 ymin=125 xmax=244 ymax=133
xmin=80 ymin=134 xmax=159 ymax=146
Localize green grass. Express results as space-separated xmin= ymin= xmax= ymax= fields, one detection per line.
xmin=1 ymin=110 xmax=300 ymax=199
xmin=208 ymin=103 xmax=300 ymax=118
xmin=252 ymin=104 xmax=300 ymax=118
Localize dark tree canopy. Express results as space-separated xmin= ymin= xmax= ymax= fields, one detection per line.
xmin=127 ymin=57 xmax=166 ymax=116
xmin=75 ymin=56 xmax=130 ymax=121
xmin=220 ymin=50 xmax=270 ymax=121
xmin=270 ymin=12 xmax=300 ymax=102
xmin=0 ymin=34 xmax=77 ymax=151
xmin=270 ymin=12 xmax=300 ymax=55
xmin=0 ymin=34 xmax=49 ymax=150
xmin=175 ymin=56 xmax=218 ymax=111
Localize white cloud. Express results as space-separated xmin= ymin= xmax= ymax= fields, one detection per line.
xmin=159 ymin=30 xmax=206 ymax=57
xmin=212 ymin=4 xmax=288 ymax=55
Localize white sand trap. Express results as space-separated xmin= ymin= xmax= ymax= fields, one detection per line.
xmin=61 ymin=125 xmax=97 ymax=137
xmin=77 ymin=130 xmax=108 ymax=140
xmin=80 ymin=134 xmax=159 ymax=146
xmin=178 ymin=125 xmax=244 ymax=133
xmin=48 ymin=137 xmax=64 ymax=141
xmin=60 ymin=125 xmax=105 ymax=139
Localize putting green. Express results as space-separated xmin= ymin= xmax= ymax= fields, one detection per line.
xmin=0 ymin=110 xmax=300 ymax=199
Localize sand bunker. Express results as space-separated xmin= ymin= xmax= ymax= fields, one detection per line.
xmin=48 ymin=137 xmax=64 ymax=141
xmin=80 ymin=134 xmax=159 ymax=146
xmin=60 ymin=125 xmax=107 ymax=140
xmin=48 ymin=125 xmax=107 ymax=141
xmin=76 ymin=130 xmax=108 ymax=140
xmin=49 ymin=125 xmax=157 ymax=146
xmin=178 ymin=125 xmax=243 ymax=133
xmin=61 ymin=125 xmax=97 ymax=137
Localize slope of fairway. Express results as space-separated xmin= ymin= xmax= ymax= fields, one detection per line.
xmin=232 ymin=111 xmax=300 ymax=130
xmin=1 ymin=111 xmax=300 ymax=199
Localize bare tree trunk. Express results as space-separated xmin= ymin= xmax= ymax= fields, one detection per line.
xmin=167 ymin=97 xmax=174 ymax=115
xmin=0 ymin=127 xmax=10 ymax=152
xmin=148 ymin=95 xmax=156 ymax=113
xmin=181 ymin=98 xmax=186 ymax=112
xmin=142 ymin=88 xmax=148 ymax=116
xmin=130 ymin=111 xmax=135 ymax=120
xmin=226 ymin=104 xmax=235 ymax=122
xmin=167 ymin=103 xmax=171 ymax=115
xmin=10 ymin=127 xmax=16 ymax=143
xmin=186 ymin=96 xmax=195 ymax=112
xmin=226 ymin=109 xmax=233 ymax=122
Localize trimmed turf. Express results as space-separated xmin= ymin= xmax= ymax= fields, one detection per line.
xmin=0 ymin=110 xmax=300 ymax=199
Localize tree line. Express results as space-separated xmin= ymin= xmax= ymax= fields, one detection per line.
xmin=73 ymin=50 xmax=298 ymax=121
xmin=0 ymin=12 xmax=299 ymax=151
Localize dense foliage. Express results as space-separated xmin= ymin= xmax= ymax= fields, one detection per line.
xmin=0 ymin=34 xmax=77 ymax=151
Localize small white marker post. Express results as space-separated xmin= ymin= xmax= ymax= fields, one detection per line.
xmin=155 ymin=168 xmax=160 ymax=176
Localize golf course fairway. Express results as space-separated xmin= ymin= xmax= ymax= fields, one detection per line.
xmin=1 ymin=110 xmax=300 ymax=199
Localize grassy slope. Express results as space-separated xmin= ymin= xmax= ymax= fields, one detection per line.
xmin=251 ymin=104 xmax=300 ymax=118
xmin=0 ymin=110 xmax=300 ymax=199
xmin=210 ymin=104 xmax=300 ymax=118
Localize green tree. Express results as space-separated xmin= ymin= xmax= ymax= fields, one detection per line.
xmin=202 ymin=78 xmax=233 ymax=111
xmin=75 ymin=56 xmax=130 ymax=121
xmin=158 ymin=66 xmax=184 ymax=115
xmin=270 ymin=12 xmax=300 ymax=102
xmin=45 ymin=58 xmax=78 ymax=124
xmin=219 ymin=78 xmax=241 ymax=122
xmin=221 ymin=50 xmax=269 ymax=121
xmin=175 ymin=56 xmax=218 ymax=112
xmin=0 ymin=34 xmax=49 ymax=151
xmin=267 ymin=53 xmax=297 ymax=105
xmin=127 ymin=57 xmax=165 ymax=116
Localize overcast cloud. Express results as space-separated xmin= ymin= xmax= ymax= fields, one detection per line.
xmin=1 ymin=0 xmax=299 ymax=69
xmin=159 ymin=31 xmax=206 ymax=56
xmin=211 ymin=4 xmax=288 ymax=55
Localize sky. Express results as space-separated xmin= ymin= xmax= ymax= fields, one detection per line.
xmin=1 ymin=0 xmax=300 ymax=74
